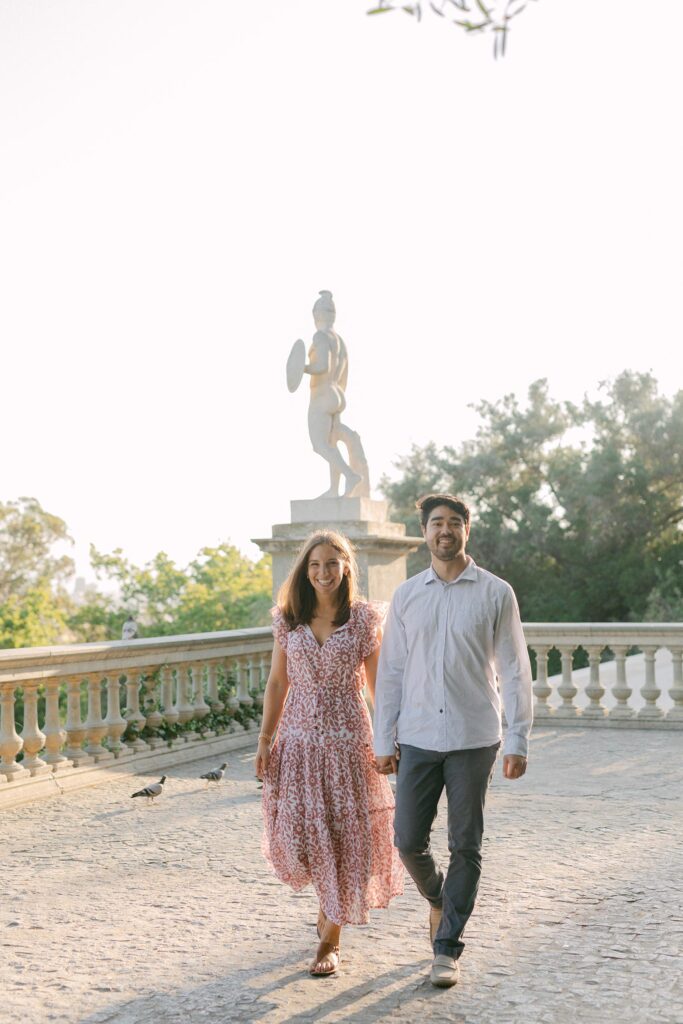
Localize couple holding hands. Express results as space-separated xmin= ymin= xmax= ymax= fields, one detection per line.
xmin=255 ymin=493 xmax=533 ymax=987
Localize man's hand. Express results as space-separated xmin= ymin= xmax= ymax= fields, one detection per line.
xmin=503 ymin=754 xmax=527 ymax=780
xmin=375 ymin=754 xmax=399 ymax=775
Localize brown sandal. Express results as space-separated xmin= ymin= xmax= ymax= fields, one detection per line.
xmin=309 ymin=940 xmax=341 ymax=977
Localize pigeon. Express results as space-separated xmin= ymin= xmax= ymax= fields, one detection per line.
xmin=121 ymin=615 xmax=138 ymax=641
xmin=131 ymin=776 xmax=166 ymax=801
xmin=199 ymin=763 xmax=228 ymax=786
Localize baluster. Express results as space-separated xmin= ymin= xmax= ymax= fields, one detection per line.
xmin=140 ymin=672 xmax=163 ymax=745
xmin=105 ymin=673 xmax=129 ymax=756
xmin=84 ymin=676 xmax=113 ymax=761
xmin=254 ymin=653 xmax=268 ymax=711
xmin=638 ymin=646 xmax=664 ymax=719
xmin=64 ymin=676 xmax=92 ymax=765
xmin=532 ymin=646 xmax=552 ymax=717
xmin=192 ymin=663 xmax=210 ymax=720
xmin=667 ymin=646 xmax=683 ymax=721
xmin=0 ymin=684 xmax=30 ymax=779
xmin=609 ymin=646 xmax=634 ymax=719
xmin=207 ymin=662 xmax=223 ymax=711
xmin=124 ymin=672 xmax=149 ymax=752
xmin=43 ymin=678 xmax=69 ymax=767
xmin=556 ymin=646 xmax=579 ymax=717
xmin=582 ymin=646 xmax=608 ymax=717
xmin=160 ymin=665 xmax=179 ymax=726
xmin=176 ymin=665 xmax=195 ymax=726
xmin=229 ymin=659 xmax=244 ymax=732
xmin=19 ymin=682 xmax=49 ymax=775
xmin=238 ymin=656 xmax=254 ymax=709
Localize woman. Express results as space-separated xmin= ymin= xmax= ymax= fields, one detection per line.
xmin=255 ymin=529 xmax=403 ymax=977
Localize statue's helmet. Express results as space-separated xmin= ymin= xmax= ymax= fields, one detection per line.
xmin=313 ymin=290 xmax=335 ymax=318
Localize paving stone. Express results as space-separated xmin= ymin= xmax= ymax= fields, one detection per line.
xmin=1 ymin=729 xmax=682 ymax=1022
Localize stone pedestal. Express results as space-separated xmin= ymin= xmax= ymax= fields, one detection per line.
xmin=253 ymin=498 xmax=423 ymax=604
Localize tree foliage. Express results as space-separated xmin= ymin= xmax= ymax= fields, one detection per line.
xmin=84 ymin=542 xmax=273 ymax=638
xmin=0 ymin=497 xmax=73 ymax=603
xmin=0 ymin=495 xmax=273 ymax=647
xmin=381 ymin=372 xmax=683 ymax=622
xmin=367 ymin=0 xmax=537 ymax=58
xmin=0 ymin=498 xmax=75 ymax=648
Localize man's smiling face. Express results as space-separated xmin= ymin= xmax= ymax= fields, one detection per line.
xmin=422 ymin=504 xmax=470 ymax=562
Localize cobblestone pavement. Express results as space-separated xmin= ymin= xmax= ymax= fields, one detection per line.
xmin=2 ymin=727 xmax=683 ymax=1024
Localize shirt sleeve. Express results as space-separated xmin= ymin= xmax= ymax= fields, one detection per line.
xmin=271 ymin=607 xmax=289 ymax=652
xmin=359 ymin=600 xmax=387 ymax=661
xmin=373 ymin=593 xmax=407 ymax=757
xmin=493 ymin=586 xmax=534 ymax=758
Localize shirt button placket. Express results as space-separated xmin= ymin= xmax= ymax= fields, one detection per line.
xmin=441 ymin=584 xmax=451 ymax=748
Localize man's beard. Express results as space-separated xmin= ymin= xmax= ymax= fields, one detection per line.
xmin=431 ymin=538 xmax=461 ymax=561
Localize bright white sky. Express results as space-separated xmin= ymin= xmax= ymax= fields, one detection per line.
xmin=1 ymin=0 xmax=681 ymax=582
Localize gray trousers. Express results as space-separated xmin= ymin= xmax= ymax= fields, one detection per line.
xmin=393 ymin=741 xmax=500 ymax=958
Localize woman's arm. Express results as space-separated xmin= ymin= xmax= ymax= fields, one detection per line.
xmin=363 ymin=626 xmax=383 ymax=708
xmin=255 ymin=641 xmax=290 ymax=780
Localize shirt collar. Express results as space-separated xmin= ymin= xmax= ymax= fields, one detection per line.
xmin=425 ymin=557 xmax=478 ymax=585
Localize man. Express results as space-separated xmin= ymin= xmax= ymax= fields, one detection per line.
xmin=374 ymin=493 xmax=533 ymax=988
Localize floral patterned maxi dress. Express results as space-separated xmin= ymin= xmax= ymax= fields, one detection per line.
xmin=261 ymin=601 xmax=403 ymax=925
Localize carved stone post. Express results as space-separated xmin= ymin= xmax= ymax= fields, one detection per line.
xmin=0 ymin=684 xmax=30 ymax=779
xmin=105 ymin=674 xmax=129 ymax=757
xmin=531 ymin=646 xmax=552 ymax=718
xmin=583 ymin=646 xmax=607 ymax=717
xmin=207 ymin=662 xmax=223 ymax=711
xmin=556 ymin=646 xmax=579 ymax=717
xmin=43 ymin=678 xmax=69 ymax=767
xmin=228 ymin=659 xmax=244 ymax=732
xmin=192 ymin=663 xmax=210 ymax=720
xmin=124 ymin=672 xmax=149 ymax=752
xmin=175 ymin=665 xmax=195 ymax=725
xmin=254 ymin=653 xmax=268 ymax=711
xmin=19 ymin=682 xmax=49 ymax=775
xmin=667 ymin=647 xmax=683 ymax=721
xmin=160 ymin=666 xmax=179 ymax=726
xmin=609 ymin=646 xmax=634 ymax=719
xmin=237 ymin=657 xmax=254 ymax=710
xmin=64 ymin=676 xmax=92 ymax=765
xmin=638 ymin=647 xmax=663 ymax=719
xmin=84 ymin=676 xmax=113 ymax=761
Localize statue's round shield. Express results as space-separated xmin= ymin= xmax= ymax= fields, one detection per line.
xmin=286 ymin=339 xmax=306 ymax=393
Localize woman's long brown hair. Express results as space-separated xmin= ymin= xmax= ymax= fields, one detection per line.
xmin=277 ymin=530 xmax=360 ymax=630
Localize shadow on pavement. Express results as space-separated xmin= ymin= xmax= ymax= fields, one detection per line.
xmin=76 ymin=957 xmax=454 ymax=1024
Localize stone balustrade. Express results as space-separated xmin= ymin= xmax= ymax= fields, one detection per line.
xmin=1 ymin=620 xmax=681 ymax=808
xmin=524 ymin=622 xmax=683 ymax=727
xmin=0 ymin=627 xmax=274 ymax=808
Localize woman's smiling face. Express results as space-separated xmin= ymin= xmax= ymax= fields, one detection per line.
xmin=307 ymin=544 xmax=348 ymax=599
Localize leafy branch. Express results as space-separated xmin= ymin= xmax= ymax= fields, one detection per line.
xmin=367 ymin=0 xmax=538 ymax=58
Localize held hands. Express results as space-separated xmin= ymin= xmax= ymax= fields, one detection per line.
xmin=503 ymin=754 xmax=527 ymax=780
xmin=375 ymin=753 xmax=399 ymax=775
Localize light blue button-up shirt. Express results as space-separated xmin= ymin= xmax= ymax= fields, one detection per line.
xmin=373 ymin=559 xmax=533 ymax=758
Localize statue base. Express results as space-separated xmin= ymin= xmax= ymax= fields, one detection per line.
xmin=253 ymin=497 xmax=423 ymax=604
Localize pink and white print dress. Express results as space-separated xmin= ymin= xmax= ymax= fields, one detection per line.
xmin=261 ymin=601 xmax=403 ymax=926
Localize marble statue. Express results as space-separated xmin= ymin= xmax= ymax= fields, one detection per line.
xmin=287 ymin=290 xmax=370 ymax=499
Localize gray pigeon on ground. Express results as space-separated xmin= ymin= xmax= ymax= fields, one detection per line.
xmin=199 ymin=763 xmax=228 ymax=785
xmin=131 ymin=776 xmax=166 ymax=801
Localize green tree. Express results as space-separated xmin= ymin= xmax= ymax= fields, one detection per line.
xmin=0 ymin=584 xmax=73 ymax=650
xmin=0 ymin=497 xmax=73 ymax=603
xmin=382 ymin=372 xmax=683 ymax=623
xmin=84 ymin=542 xmax=273 ymax=638
xmin=0 ymin=498 xmax=75 ymax=648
